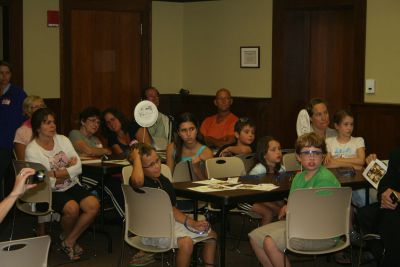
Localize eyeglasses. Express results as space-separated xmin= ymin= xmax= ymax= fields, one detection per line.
xmin=299 ymin=150 xmax=323 ymax=157
xmin=143 ymin=158 xmax=161 ymax=169
xmin=87 ymin=118 xmax=101 ymax=124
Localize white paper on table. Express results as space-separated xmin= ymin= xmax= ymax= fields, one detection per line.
xmin=102 ymin=159 xmax=130 ymax=165
xmin=81 ymin=159 xmax=102 ymax=164
xmin=193 ymin=177 xmax=240 ymax=185
xmin=188 ymin=184 xmax=237 ymax=192
xmin=233 ymin=183 xmax=279 ymax=191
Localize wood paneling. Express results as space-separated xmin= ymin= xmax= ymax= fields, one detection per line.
xmin=272 ymin=0 xmax=366 ymax=148
xmin=351 ymin=103 xmax=400 ymax=159
xmin=3 ymin=0 xmax=23 ymax=87
xmin=60 ymin=0 xmax=151 ymax=134
xmin=48 ymin=93 xmax=399 ymax=159
xmin=160 ymin=94 xmax=280 ymax=146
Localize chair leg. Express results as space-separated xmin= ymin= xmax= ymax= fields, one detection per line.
xmin=232 ymin=215 xmax=246 ymax=253
xmin=283 ymin=249 xmax=287 ymax=267
xmin=117 ymin=220 xmax=126 ymax=267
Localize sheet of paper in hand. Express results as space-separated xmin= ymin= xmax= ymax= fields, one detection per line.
xmin=362 ymin=159 xmax=387 ymax=189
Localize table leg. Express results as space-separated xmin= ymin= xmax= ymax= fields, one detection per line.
xmin=365 ymin=187 xmax=370 ymax=205
xmin=219 ymin=205 xmax=226 ymax=267
xmin=98 ymin=174 xmax=112 ymax=253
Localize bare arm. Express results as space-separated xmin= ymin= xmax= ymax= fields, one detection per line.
xmin=324 ymin=152 xmax=355 ymax=169
xmin=14 ymin=142 xmax=26 ymax=160
xmin=191 ymin=147 xmax=214 ymax=180
xmin=166 ymin=143 xmax=176 ymax=174
xmin=111 ymin=144 xmax=124 ymax=155
xmin=366 ymin=153 xmax=378 ymax=165
xmin=0 ymin=168 xmax=37 ymax=223
xmin=172 ymin=207 xmax=210 ymax=231
xmin=325 ymin=148 xmax=365 ymax=170
xmin=333 ymin=147 xmax=365 ymax=169
xmin=129 ymin=148 xmax=145 ymax=188
xmin=219 ymin=144 xmax=252 ymax=157
xmin=72 ymin=140 xmax=112 ymax=157
xmin=204 ymin=135 xmax=236 ymax=149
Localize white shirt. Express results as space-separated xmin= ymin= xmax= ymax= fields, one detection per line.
xmin=326 ymin=136 xmax=365 ymax=158
xmin=25 ymin=134 xmax=82 ymax=191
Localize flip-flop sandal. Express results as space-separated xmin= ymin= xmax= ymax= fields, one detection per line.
xmin=61 ymin=241 xmax=80 ymax=261
xmin=131 ymin=251 xmax=155 ymax=259
xmin=129 ymin=255 xmax=155 ymax=266
xmin=60 ymin=233 xmax=83 ymax=256
xmin=74 ymin=243 xmax=83 ymax=256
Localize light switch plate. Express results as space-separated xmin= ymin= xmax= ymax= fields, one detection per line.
xmin=365 ymin=79 xmax=375 ymax=94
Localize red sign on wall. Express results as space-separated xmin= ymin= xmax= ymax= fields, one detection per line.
xmin=47 ymin=10 xmax=59 ymax=27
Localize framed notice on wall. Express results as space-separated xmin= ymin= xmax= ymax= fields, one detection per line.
xmin=240 ymin=46 xmax=260 ymax=68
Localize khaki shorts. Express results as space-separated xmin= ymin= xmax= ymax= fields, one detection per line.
xmin=248 ymin=220 xmax=338 ymax=252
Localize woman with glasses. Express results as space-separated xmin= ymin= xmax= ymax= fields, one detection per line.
xmin=69 ymin=107 xmax=125 ymax=218
xmin=14 ymin=95 xmax=46 ymax=160
xmin=25 ymin=108 xmax=99 ymax=260
xmin=166 ymin=112 xmax=213 ymax=180
xmin=69 ymin=107 xmax=111 ymax=157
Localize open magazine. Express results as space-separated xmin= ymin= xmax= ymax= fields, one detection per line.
xmin=362 ymin=159 xmax=388 ymax=189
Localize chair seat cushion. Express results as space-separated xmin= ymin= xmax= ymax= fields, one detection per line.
xmin=289 ymin=237 xmax=338 ymax=251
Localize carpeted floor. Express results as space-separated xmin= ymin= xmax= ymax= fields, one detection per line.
xmin=0 ymin=208 xmax=378 ymax=267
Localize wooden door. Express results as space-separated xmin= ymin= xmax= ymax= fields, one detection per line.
xmin=272 ymin=0 xmax=366 ymax=148
xmin=61 ymin=0 xmax=151 ymax=133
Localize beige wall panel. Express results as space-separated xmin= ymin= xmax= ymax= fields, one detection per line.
xmin=152 ymin=2 xmax=183 ymax=94
xmin=182 ymin=0 xmax=272 ymax=97
xmin=23 ymin=0 xmax=60 ymax=98
xmin=365 ymin=0 xmax=400 ymax=104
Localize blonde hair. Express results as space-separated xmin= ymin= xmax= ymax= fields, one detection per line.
xmin=23 ymin=95 xmax=45 ymax=117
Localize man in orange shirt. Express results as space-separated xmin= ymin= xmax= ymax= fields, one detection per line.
xmin=200 ymin=88 xmax=238 ymax=149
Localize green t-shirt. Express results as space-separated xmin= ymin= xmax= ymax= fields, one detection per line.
xmin=290 ymin=165 xmax=340 ymax=193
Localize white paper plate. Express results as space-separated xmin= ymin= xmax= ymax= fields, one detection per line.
xmin=296 ymin=109 xmax=311 ymax=137
xmin=133 ymin=100 xmax=158 ymax=127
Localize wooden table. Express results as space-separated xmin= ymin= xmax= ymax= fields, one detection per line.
xmin=173 ymin=169 xmax=369 ymax=267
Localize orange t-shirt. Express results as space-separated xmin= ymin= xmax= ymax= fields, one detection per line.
xmin=200 ymin=112 xmax=238 ymax=140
